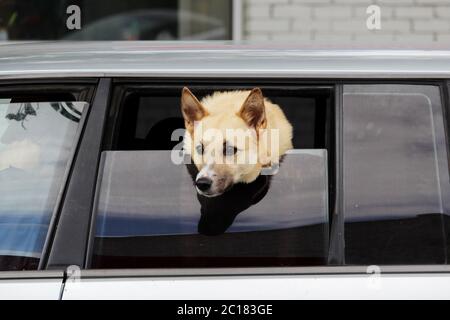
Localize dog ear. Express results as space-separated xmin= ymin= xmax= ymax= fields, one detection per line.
xmin=238 ymin=88 xmax=267 ymax=129
xmin=181 ymin=87 xmax=208 ymax=132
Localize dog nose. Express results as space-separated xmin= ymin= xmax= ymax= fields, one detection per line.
xmin=196 ymin=177 xmax=212 ymax=192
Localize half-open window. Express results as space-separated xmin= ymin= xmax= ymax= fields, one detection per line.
xmin=89 ymin=83 xmax=335 ymax=268
xmin=105 ymin=86 xmax=333 ymax=151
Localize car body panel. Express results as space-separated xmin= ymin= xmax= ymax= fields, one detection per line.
xmin=0 ymin=42 xmax=450 ymax=79
xmin=0 ymin=271 xmax=63 ymax=300
xmin=61 ymin=273 xmax=450 ymax=300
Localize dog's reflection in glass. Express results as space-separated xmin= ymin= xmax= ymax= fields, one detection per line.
xmin=186 ymin=163 xmax=271 ymax=236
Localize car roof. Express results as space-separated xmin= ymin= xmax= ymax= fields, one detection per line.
xmin=1 ymin=41 xmax=450 ymax=79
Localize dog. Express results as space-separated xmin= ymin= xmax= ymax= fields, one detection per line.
xmin=181 ymin=87 xmax=293 ymax=197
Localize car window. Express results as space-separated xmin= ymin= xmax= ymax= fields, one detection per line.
xmin=89 ymin=84 xmax=334 ymax=269
xmin=342 ymin=85 xmax=450 ymax=264
xmin=90 ymin=149 xmax=329 ymax=268
xmin=0 ymin=101 xmax=87 ymax=271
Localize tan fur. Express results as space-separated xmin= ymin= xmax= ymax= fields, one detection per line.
xmin=182 ymin=87 xmax=293 ymax=197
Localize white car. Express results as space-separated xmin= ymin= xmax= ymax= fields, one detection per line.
xmin=0 ymin=42 xmax=450 ymax=299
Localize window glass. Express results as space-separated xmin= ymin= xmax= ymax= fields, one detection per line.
xmin=0 ymin=0 xmax=231 ymax=41
xmin=343 ymin=85 xmax=450 ymax=264
xmin=0 ymin=101 xmax=87 ymax=270
xmin=90 ymin=149 xmax=329 ymax=268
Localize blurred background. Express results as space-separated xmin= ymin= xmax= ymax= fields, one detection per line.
xmin=0 ymin=0 xmax=448 ymax=46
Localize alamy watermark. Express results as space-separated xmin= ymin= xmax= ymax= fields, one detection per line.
xmin=366 ymin=5 xmax=382 ymax=30
xmin=66 ymin=5 xmax=81 ymax=30
xmin=170 ymin=123 xmax=281 ymax=176
xmin=66 ymin=265 xmax=81 ymax=284
xmin=366 ymin=265 xmax=382 ymax=289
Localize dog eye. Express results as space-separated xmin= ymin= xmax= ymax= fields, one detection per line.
xmin=196 ymin=144 xmax=204 ymax=155
xmin=224 ymin=145 xmax=238 ymax=156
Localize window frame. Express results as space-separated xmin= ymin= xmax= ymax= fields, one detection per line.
xmin=445 ymin=80 xmax=450 ymax=261
xmin=0 ymin=78 xmax=98 ymax=274
xmin=83 ymin=78 xmax=450 ymax=276
xmin=45 ymin=78 xmax=112 ymax=270
xmin=87 ymin=78 xmax=336 ymax=270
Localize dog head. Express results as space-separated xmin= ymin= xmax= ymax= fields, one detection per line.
xmin=181 ymin=87 xmax=272 ymax=197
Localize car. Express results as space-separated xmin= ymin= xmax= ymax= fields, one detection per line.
xmin=0 ymin=42 xmax=450 ymax=299
xmin=62 ymin=10 xmax=228 ymax=41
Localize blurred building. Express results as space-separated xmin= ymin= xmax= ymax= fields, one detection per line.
xmin=242 ymin=0 xmax=450 ymax=46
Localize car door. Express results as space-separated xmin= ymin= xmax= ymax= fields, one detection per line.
xmin=55 ymin=79 xmax=450 ymax=299
xmin=0 ymin=271 xmax=64 ymax=300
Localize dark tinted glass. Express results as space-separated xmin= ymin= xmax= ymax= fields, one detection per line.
xmin=0 ymin=102 xmax=87 ymax=270
xmin=343 ymin=85 xmax=450 ymax=264
xmin=0 ymin=0 xmax=231 ymax=41
xmin=90 ymin=150 xmax=329 ymax=268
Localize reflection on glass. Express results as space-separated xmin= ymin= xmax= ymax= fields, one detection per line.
xmin=343 ymin=85 xmax=450 ymax=264
xmin=0 ymin=102 xmax=87 ymax=270
xmin=92 ymin=150 xmax=329 ymax=268
xmin=0 ymin=1 xmax=231 ymax=41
